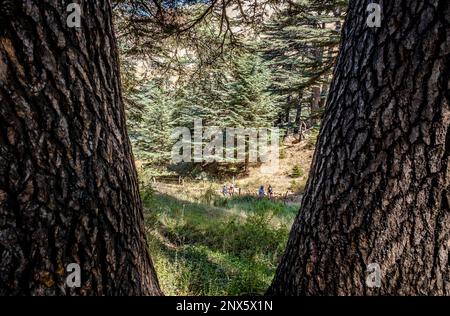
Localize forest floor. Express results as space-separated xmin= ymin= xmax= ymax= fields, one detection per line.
xmin=236 ymin=134 xmax=316 ymax=198
xmin=140 ymin=135 xmax=316 ymax=295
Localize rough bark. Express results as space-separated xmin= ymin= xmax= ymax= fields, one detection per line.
xmin=269 ymin=0 xmax=450 ymax=295
xmin=0 ymin=0 xmax=162 ymax=295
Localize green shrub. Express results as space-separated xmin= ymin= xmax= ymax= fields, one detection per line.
xmin=289 ymin=178 xmax=308 ymax=193
xmin=140 ymin=185 xmax=155 ymax=205
xmin=291 ymin=165 xmax=304 ymax=178
xmin=201 ymin=186 xmax=219 ymax=205
xmin=306 ymin=126 xmax=320 ymax=149
xmin=213 ymin=196 xmax=229 ymax=207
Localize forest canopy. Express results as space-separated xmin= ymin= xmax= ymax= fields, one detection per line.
xmin=115 ymin=0 xmax=347 ymax=176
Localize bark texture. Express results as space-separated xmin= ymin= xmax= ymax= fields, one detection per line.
xmin=269 ymin=0 xmax=450 ymax=295
xmin=0 ymin=0 xmax=162 ymax=295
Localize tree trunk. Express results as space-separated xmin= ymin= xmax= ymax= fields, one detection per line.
xmin=0 ymin=0 xmax=162 ymax=295
xmin=319 ymin=83 xmax=328 ymax=109
xmin=269 ymin=0 xmax=450 ymax=295
xmin=309 ymin=87 xmax=321 ymax=126
xmin=285 ymin=95 xmax=292 ymax=125
xmin=294 ymin=93 xmax=303 ymax=135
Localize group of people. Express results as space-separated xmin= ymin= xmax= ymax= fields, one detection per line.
xmin=222 ymin=184 xmax=238 ymax=197
xmin=222 ymin=183 xmax=274 ymax=199
xmin=258 ymin=185 xmax=274 ymax=199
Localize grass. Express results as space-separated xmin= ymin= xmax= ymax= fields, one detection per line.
xmin=141 ymin=187 xmax=298 ymax=296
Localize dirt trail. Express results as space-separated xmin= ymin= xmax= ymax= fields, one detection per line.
xmin=235 ymin=136 xmax=315 ymax=197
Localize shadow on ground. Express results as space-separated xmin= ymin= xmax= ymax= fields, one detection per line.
xmin=142 ymin=190 xmax=299 ymax=295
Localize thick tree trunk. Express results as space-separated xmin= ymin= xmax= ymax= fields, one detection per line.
xmin=0 ymin=0 xmax=162 ymax=295
xmin=269 ymin=0 xmax=450 ymax=295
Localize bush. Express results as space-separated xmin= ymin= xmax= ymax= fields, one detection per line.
xmin=140 ymin=184 xmax=155 ymax=205
xmin=201 ymin=186 xmax=219 ymax=205
xmin=291 ymin=165 xmax=304 ymax=178
xmin=306 ymin=126 xmax=320 ymax=149
xmin=289 ymin=179 xmax=308 ymax=194
xmin=213 ymin=196 xmax=229 ymax=207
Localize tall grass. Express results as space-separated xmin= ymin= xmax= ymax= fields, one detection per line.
xmin=142 ymin=188 xmax=298 ymax=295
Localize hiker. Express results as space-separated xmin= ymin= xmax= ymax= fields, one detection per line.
xmin=229 ymin=184 xmax=235 ymax=197
xmin=222 ymin=184 xmax=228 ymax=196
xmin=258 ymin=186 xmax=265 ymax=199
xmin=268 ymin=185 xmax=274 ymax=200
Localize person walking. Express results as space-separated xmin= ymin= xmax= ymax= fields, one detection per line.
xmin=268 ymin=185 xmax=274 ymax=200
xmin=229 ymin=184 xmax=235 ymax=197
xmin=258 ymin=186 xmax=265 ymax=199
xmin=222 ymin=184 xmax=228 ymax=197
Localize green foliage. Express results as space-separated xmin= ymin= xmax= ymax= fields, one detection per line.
xmin=200 ymin=186 xmax=219 ymax=205
xmin=121 ymin=0 xmax=347 ymax=177
xmin=173 ymin=52 xmax=275 ymax=129
xmin=127 ymin=81 xmax=174 ymax=166
xmin=125 ymin=51 xmax=277 ymax=176
xmin=261 ymin=0 xmax=347 ymax=129
xmin=143 ymin=190 xmax=298 ymax=295
xmin=262 ymin=0 xmax=346 ymax=92
xmin=149 ymin=242 xmax=272 ymax=296
xmin=289 ymin=179 xmax=308 ymax=194
xmin=291 ymin=165 xmax=304 ymax=178
xmin=227 ymin=53 xmax=275 ymax=127
xmin=307 ymin=126 xmax=321 ymax=149
xmin=117 ymin=0 xmax=348 ymax=297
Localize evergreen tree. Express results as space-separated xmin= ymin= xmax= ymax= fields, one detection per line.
xmin=262 ymin=0 xmax=347 ymax=132
xmin=169 ymin=51 xmax=275 ymax=174
xmin=228 ymin=53 xmax=275 ymax=128
xmin=128 ymin=81 xmax=174 ymax=170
